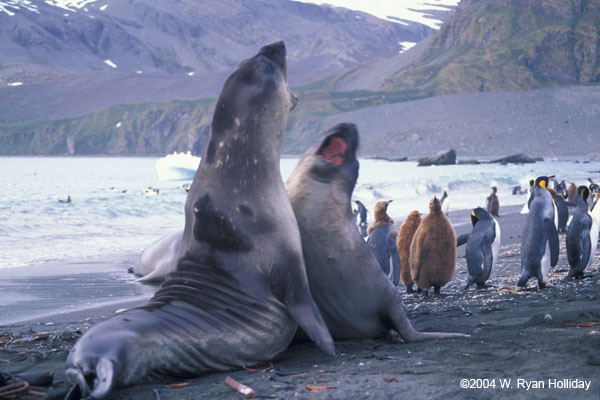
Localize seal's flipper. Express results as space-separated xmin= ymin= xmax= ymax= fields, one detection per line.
xmin=282 ymin=261 xmax=334 ymax=356
xmin=388 ymin=296 xmax=469 ymax=342
xmin=544 ymin=218 xmax=559 ymax=267
xmin=285 ymin=294 xmax=335 ymax=355
xmin=65 ymin=357 xmax=115 ymax=400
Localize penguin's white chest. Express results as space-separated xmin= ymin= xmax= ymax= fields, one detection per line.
xmin=491 ymin=219 xmax=501 ymax=271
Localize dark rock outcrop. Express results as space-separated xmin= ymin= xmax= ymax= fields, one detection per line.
xmin=418 ymin=149 xmax=456 ymax=166
xmin=490 ymin=153 xmax=537 ymax=164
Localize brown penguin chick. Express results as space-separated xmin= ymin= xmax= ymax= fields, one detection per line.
xmin=397 ymin=210 xmax=421 ymax=294
xmin=409 ymin=197 xmax=456 ymax=295
xmin=367 ymin=200 xmax=394 ymax=235
xmin=567 ymin=182 xmax=577 ymax=204
xmin=486 ymin=186 xmax=500 ymax=217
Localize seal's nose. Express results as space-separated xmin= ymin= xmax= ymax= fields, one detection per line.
xmin=259 ymin=41 xmax=286 ymax=75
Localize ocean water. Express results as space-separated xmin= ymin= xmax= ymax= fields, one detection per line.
xmin=1 ymin=156 xmax=599 ymax=270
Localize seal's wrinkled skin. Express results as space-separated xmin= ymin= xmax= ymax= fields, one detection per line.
xmin=65 ymin=41 xmax=334 ymax=399
xmin=286 ymin=123 xmax=468 ymax=342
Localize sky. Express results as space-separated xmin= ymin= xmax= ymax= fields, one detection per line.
xmin=293 ymin=0 xmax=460 ymax=29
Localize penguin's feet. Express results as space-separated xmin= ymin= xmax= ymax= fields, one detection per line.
xmin=476 ymin=282 xmax=493 ymax=290
xmin=537 ymin=281 xmax=547 ymax=290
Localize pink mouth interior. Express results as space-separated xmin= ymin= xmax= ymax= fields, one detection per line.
xmin=319 ymin=137 xmax=347 ymax=166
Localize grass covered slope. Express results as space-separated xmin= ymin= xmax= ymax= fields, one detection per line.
xmin=383 ymin=0 xmax=600 ymax=96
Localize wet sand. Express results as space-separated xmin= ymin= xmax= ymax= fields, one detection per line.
xmin=1 ymin=205 xmax=599 ymax=399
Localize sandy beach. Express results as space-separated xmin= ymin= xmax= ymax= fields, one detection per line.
xmin=1 ymin=204 xmax=599 ymax=399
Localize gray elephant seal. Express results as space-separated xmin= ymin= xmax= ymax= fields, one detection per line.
xmin=286 ymin=123 xmax=468 ymax=341
xmin=65 ymin=41 xmax=334 ymax=399
xmin=134 ymin=231 xmax=181 ymax=282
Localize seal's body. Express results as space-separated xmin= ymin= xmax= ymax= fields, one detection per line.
xmin=134 ymin=231 xmax=181 ymax=282
xmin=287 ymin=123 xmax=468 ymax=341
xmin=65 ymin=42 xmax=333 ymax=399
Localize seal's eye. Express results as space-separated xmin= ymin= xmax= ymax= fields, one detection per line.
xmin=318 ymin=136 xmax=347 ymax=166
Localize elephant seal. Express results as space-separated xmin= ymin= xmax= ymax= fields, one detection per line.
xmin=65 ymin=41 xmax=334 ymax=399
xmin=286 ymin=123 xmax=468 ymax=341
xmin=518 ymin=176 xmax=559 ymax=289
xmin=397 ymin=210 xmax=421 ymax=293
xmin=134 ymin=231 xmax=181 ymax=282
xmin=410 ymin=196 xmax=457 ymax=295
xmin=464 ymin=207 xmax=501 ymax=290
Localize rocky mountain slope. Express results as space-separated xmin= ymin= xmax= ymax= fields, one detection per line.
xmin=383 ymin=0 xmax=600 ymax=96
xmin=2 ymin=0 xmax=599 ymax=157
xmin=0 ymin=0 xmax=432 ymax=124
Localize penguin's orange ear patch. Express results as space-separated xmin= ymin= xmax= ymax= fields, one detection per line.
xmin=318 ymin=136 xmax=347 ymax=166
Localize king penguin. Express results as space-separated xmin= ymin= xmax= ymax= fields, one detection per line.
xmin=440 ymin=190 xmax=450 ymax=216
xmin=464 ymin=207 xmax=501 ymax=289
xmin=367 ymin=200 xmax=400 ymax=285
xmin=520 ymin=179 xmax=535 ymax=214
xmin=518 ymin=176 xmax=559 ymax=289
xmin=565 ymin=186 xmax=593 ymax=280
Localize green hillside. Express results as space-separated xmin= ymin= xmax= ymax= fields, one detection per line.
xmin=383 ymin=0 xmax=600 ymax=95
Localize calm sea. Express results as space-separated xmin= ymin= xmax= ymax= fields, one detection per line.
xmin=1 ymin=156 xmax=599 ymax=270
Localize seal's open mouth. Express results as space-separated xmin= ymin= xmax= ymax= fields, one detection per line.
xmin=318 ymin=136 xmax=347 ymax=166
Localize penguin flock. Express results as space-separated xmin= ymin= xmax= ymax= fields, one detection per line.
xmin=358 ymin=174 xmax=599 ymax=295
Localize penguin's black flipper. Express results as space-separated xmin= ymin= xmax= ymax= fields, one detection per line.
xmin=481 ymin=241 xmax=494 ymax=282
xmin=527 ymin=191 xmax=535 ymax=209
xmin=579 ymin=230 xmax=592 ymax=273
xmin=456 ymin=233 xmax=470 ymax=247
xmin=544 ymin=218 xmax=559 ymax=267
xmin=388 ymin=235 xmax=401 ymax=286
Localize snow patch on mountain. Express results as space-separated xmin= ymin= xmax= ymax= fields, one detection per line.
xmin=0 ymin=0 xmax=99 ymax=16
xmin=293 ymin=0 xmax=459 ymax=29
xmin=0 ymin=0 xmax=39 ymax=16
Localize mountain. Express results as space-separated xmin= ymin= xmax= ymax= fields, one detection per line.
xmin=382 ymin=0 xmax=600 ymax=96
xmin=0 ymin=0 xmax=433 ymax=124
xmin=3 ymin=0 xmax=599 ymax=158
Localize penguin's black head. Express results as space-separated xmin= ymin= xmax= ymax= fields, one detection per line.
xmin=471 ymin=207 xmax=491 ymax=226
xmin=470 ymin=209 xmax=479 ymax=226
xmin=578 ymin=186 xmax=590 ymax=202
xmin=491 ymin=186 xmax=497 ymax=193
xmin=529 ymin=179 xmax=535 ymax=187
xmin=534 ymin=176 xmax=550 ymax=189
